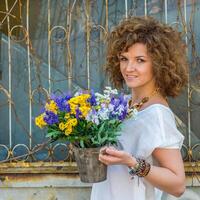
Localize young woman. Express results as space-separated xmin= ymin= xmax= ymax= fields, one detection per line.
xmin=91 ymin=16 xmax=188 ymax=200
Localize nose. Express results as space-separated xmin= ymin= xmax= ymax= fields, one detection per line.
xmin=126 ymin=61 xmax=136 ymax=71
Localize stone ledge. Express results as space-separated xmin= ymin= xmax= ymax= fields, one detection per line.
xmin=0 ymin=162 xmax=199 ymax=187
xmin=0 ymin=161 xmax=199 ymax=174
xmin=0 ymin=161 xmax=78 ymax=174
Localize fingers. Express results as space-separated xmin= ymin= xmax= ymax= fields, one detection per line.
xmin=99 ymin=147 xmax=126 ymax=165
xmin=100 ymin=146 xmax=117 ymax=155
xmin=99 ymin=153 xmax=121 ymax=165
xmin=100 ymin=147 xmax=109 ymax=155
xmin=99 ymin=147 xmax=136 ymax=167
xmin=104 ymin=147 xmax=124 ymax=158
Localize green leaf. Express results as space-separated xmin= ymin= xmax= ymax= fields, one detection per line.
xmin=108 ymin=119 xmax=117 ymax=125
xmin=98 ymin=122 xmax=106 ymax=134
xmin=46 ymin=130 xmax=61 ymax=138
xmin=80 ymin=140 xmax=85 ymax=148
xmin=100 ymin=134 xmax=108 ymax=144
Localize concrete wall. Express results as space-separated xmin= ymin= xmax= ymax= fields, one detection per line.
xmin=0 ymin=174 xmax=199 ymax=200
xmin=0 ymin=174 xmax=91 ymax=200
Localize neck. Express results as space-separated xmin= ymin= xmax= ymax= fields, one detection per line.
xmin=131 ymin=87 xmax=157 ymax=103
xmin=129 ymin=87 xmax=159 ymax=110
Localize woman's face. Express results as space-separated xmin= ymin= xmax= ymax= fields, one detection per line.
xmin=119 ymin=43 xmax=155 ymax=91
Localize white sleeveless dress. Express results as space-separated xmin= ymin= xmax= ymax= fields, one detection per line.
xmin=90 ymin=104 xmax=184 ymax=200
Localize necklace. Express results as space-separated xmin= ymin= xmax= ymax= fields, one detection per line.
xmin=129 ymin=89 xmax=159 ymax=111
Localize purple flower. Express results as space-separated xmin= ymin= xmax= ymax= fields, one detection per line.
xmin=111 ymin=94 xmax=128 ymax=112
xmin=118 ymin=94 xmax=128 ymax=107
xmin=113 ymin=99 xmax=120 ymax=110
xmin=64 ymin=94 xmax=72 ymax=101
xmin=118 ymin=110 xmax=127 ymax=121
xmin=58 ymin=99 xmax=71 ymax=112
xmin=44 ymin=111 xmax=59 ymax=125
xmin=40 ymin=107 xmax=45 ymax=113
xmin=86 ymin=109 xmax=99 ymax=125
xmin=50 ymin=95 xmax=71 ymax=112
xmin=75 ymin=108 xmax=82 ymax=119
xmin=87 ymin=91 xmax=97 ymax=106
xmin=65 ymin=103 xmax=71 ymax=112
xmin=109 ymin=112 xmax=116 ymax=119
xmin=108 ymin=94 xmax=129 ymax=121
xmin=50 ymin=93 xmax=58 ymax=101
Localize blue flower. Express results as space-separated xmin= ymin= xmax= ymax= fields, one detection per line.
xmin=51 ymin=96 xmax=71 ymax=112
xmin=75 ymin=108 xmax=82 ymax=119
xmin=44 ymin=111 xmax=59 ymax=125
xmin=86 ymin=109 xmax=99 ymax=125
xmin=118 ymin=110 xmax=127 ymax=121
xmin=40 ymin=107 xmax=45 ymax=113
xmin=87 ymin=91 xmax=97 ymax=106
xmin=64 ymin=94 xmax=72 ymax=101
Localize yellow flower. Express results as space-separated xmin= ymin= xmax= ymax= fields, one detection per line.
xmin=64 ymin=124 xmax=73 ymax=136
xmin=79 ymin=106 xmax=91 ymax=118
xmin=59 ymin=122 xmax=65 ymax=131
xmin=82 ymin=94 xmax=91 ymax=99
xmin=68 ymin=96 xmax=79 ymax=104
xmin=69 ymin=118 xmax=78 ymax=127
xmin=68 ymin=94 xmax=91 ymax=106
xmin=64 ymin=113 xmax=70 ymax=119
xmin=68 ymin=103 xmax=77 ymax=115
xmin=35 ymin=114 xmax=47 ymax=128
xmin=45 ymin=100 xmax=58 ymax=114
xmin=95 ymin=105 xmax=101 ymax=110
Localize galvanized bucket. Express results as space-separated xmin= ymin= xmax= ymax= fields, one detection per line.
xmin=73 ymin=146 xmax=107 ymax=183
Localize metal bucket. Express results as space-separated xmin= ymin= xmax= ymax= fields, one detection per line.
xmin=73 ymin=146 xmax=107 ymax=183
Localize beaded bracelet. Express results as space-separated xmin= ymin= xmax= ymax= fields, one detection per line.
xmin=128 ymin=158 xmax=151 ymax=178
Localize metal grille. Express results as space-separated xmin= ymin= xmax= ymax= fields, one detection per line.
xmin=0 ymin=0 xmax=199 ymax=165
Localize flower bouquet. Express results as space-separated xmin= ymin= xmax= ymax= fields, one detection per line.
xmin=35 ymin=87 xmax=136 ymax=182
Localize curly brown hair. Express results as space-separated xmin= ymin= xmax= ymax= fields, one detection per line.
xmin=105 ymin=16 xmax=188 ymax=97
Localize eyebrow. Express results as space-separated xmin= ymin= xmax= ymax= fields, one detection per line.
xmin=119 ymin=55 xmax=147 ymax=58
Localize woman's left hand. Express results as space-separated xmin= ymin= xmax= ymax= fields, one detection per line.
xmin=99 ymin=147 xmax=137 ymax=166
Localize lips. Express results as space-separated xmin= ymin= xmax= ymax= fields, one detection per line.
xmin=125 ymin=75 xmax=138 ymax=80
xmin=126 ymin=75 xmax=138 ymax=78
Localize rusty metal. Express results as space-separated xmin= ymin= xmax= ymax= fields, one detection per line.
xmin=85 ymin=0 xmax=91 ymax=89
xmin=5 ymin=0 xmax=12 ymax=150
xmin=0 ymin=0 xmax=199 ymax=186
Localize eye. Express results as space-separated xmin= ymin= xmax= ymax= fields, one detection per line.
xmin=119 ymin=56 xmax=128 ymax=62
xmin=137 ymin=58 xmax=145 ymax=63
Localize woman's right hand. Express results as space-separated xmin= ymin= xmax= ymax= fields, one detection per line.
xmin=99 ymin=147 xmax=137 ymax=167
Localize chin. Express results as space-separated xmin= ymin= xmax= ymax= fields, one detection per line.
xmin=125 ymin=82 xmax=140 ymax=89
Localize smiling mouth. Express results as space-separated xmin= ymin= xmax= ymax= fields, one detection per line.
xmin=126 ymin=75 xmax=138 ymax=78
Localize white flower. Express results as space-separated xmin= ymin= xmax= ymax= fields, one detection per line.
xmin=108 ymin=104 xmax=114 ymax=112
xmin=95 ymin=92 xmax=104 ymax=98
xmin=94 ymin=92 xmax=105 ymax=103
xmin=105 ymin=86 xmax=112 ymax=90
xmin=74 ymin=91 xmax=83 ymax=96
xmin=86 ymin=111 xmax=100 ymax=125
xmin=92 ymin=117 xmax=100 ymax=125
xmin=98 ymin=108 xmax=109 ymax=120
xmin=103 ymin=87 xmax=118 ymax=96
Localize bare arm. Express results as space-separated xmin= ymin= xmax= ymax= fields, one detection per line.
xmin=144 ymin=148 xmax=185 ymax=197
xmin=99 ymin=147 xmax=185 ymax=197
